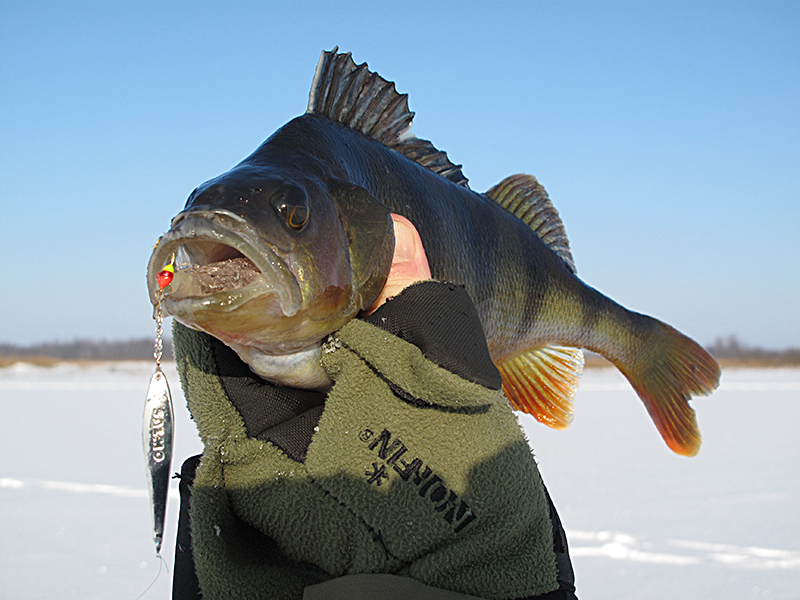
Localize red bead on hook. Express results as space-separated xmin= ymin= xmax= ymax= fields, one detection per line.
xmin=157 ymin=256 xmax=175 ymax=290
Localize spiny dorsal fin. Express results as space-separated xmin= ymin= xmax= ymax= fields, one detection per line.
xmin=485 ymin=174 xmax=576 ymax=274
xmin=497 ymin=346 xmax=584 ymax=429
xmin=308 ymin=48 xmax=469 ymax=187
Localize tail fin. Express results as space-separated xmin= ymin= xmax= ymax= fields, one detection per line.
xmin=615 ymin=320 xmax=720 ymax=456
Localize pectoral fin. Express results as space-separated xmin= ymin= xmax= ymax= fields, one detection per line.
xmin=327 ymin=179 xmax=395 ymax=309
xmin=497 ymin=346 xmax=584 ymax=429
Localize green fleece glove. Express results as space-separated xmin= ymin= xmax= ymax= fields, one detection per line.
xmin=173 ymin=282 xmax=563 ymax=600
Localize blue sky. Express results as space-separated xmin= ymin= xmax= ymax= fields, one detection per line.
xmin=1 ymin=1 xmax=797 ymax=349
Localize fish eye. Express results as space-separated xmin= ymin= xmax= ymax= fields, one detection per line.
xmin=270 ymin=185 xmax=310 ymax=231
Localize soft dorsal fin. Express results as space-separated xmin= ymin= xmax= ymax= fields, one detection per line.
xmin=308 ymin=48 xmax=470 ymax=187
xmin=485 ymin=174 xmax=576 ymax=273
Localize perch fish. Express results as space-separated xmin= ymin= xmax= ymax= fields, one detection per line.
xmin=147 ymin=48 xmax=720 ymax=457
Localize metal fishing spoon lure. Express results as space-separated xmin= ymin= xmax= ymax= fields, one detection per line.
xmin=143 ymin=258 xmax=176 ymax=555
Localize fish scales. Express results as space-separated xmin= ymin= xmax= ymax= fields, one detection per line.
xmin=148 ymin=49 xmax=720 ymax=456
xmin=270 ymin=114 xmax=582 ymax=354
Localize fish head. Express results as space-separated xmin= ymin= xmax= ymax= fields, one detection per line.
xmin=147 ymin=162 xmax=394 ymax=387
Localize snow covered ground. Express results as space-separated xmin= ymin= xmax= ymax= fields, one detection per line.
xmin=1 ymin=362 xmax=798 ymax=599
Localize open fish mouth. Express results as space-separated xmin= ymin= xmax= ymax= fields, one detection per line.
xmin=147 ymin=209 xmax=302 ymax=318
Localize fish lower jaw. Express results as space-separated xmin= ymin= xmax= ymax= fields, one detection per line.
xmin=147 ymin=213 xmax=302 ymax=317
xmin=163 ymin=280 xmax=284 ymax=317
xmin=227 ymin=342 xmax=331 ymax=390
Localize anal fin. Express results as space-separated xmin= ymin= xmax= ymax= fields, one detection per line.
xmin=497 ymin=346 xmax=584 ymax=429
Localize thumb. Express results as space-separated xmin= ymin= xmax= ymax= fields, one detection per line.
xmin=364 ymin=214 xmax=431 ymax=314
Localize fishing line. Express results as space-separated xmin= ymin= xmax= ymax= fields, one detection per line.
xmin=133 ymin=553 xmax=169 ymax=599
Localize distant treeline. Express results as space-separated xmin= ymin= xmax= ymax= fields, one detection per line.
xmin=0 ymin=334 xmax=797 ymax=366
xmin=0 ymin=338 xmax=174 ymax=361
xmin=706 ymin=335 xmax=799 ymax=366
xmin=585 ymin=335 xmax=798 ymax=367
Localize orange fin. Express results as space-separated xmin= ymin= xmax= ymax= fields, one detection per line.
xmin=622 ymin=323 xmax=721 ymax=457
xmin=497 ymin=346 xmax=584 ymax=429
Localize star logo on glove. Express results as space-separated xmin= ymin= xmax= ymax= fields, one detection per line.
xmin=365 ymin=462 xmax=389 ymax=486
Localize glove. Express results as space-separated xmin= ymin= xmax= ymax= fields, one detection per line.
xmin=172 ymin=281 xmax=576 ymax=600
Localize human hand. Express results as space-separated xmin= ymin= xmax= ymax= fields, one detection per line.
xmin=364 ymin=214 xmax=431 ymax=315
